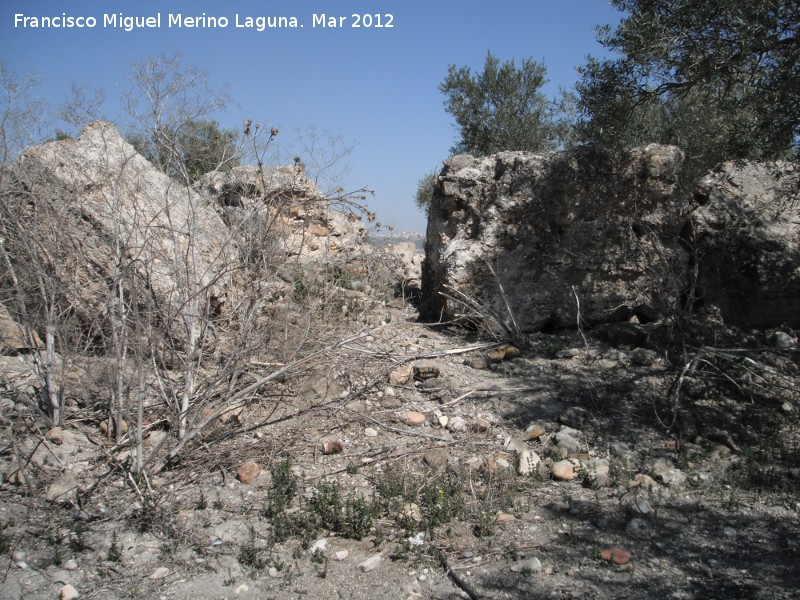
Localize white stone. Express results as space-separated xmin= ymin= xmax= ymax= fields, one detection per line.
xmin=149 ymin=567 xmax=169 ymax=580
xmin=60 ymin=584 xmax=79 ymax=600
xmin=358 ymin=554 xmax=382 ymax=572
xmin=518 ymin=449 xmax=541 ymax=476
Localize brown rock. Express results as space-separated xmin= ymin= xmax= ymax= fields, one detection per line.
xmin=423 ymin=448 xmax=448 ymax=469
xmin=99 ymin=418 xmax=128 ymax=436
xmin=398 ymin=411 xmax=426 ymax=426
xmin=482 ymin=452 xmax=512 ymax=475
xmin=472 ymin=418 xmax=491 ymax=433
xmin=60 ymin=584 xmax=80 ymax=600
xmin=487 ymin=344 xmax=521 ymax=362
xmin=320 ymin=440 xmax=345 ymax=455
xmin=388 ymin=364 xmax=413 ymax=385
xmin=307 ymin=223 xmax=329 ymax=237
xmin=236 ymin=461 xmax=261 ymax=484
xmin=414 ymin=365 xmax=440 ymax=380
xmin=600 ymin=547 xmax=632 ymax=565
xmin=45 ymin=427 xmax=65 ymax=445
xmin=524 ymin=422 xmax=547 ymax=440
xmin=630 ymin=473 xmax=657 ymax=490
xmin=464 ymin=355 xmax=491 ymax=370
xmin=552 ymin=459 xmax=581 ymax=481
xmin=0 ymin=303 xmax=43 ymax=352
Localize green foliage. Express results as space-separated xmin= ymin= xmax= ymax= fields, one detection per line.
xmin=0 ymin=521 xmax=10 ymax=555
xmin=577 ymin=0 xmax=799 ymax=180
xmin=440 ymin=52 xmax=557 ymax=156
xmin=413 ymin=170 xmax=438 ymax=213
xmin=108 ymin=531 xmax=122 ymax=563
xmin=308 ymin=481 xmax=375 ymax=540
xmin=238 ymin=528 xmax=267 ymax=569
xmin=128 ymin=118 xmax=238 ymax=183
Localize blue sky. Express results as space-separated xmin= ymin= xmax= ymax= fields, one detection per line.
xmin=1 ymin=1 xmax=623 ymax=232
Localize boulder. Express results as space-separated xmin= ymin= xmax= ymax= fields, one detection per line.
xmin=196 ymin=165 xmax=367 ymax=259
xmin=421 ymin=145 xmax=686 ymax=331
xmin=0 ymin=303 xmax=43 ymax=353
xmin=11 ymin=121 xmax=238 ymax=342
xmin=690 ymin=161 xmax=800 ymax=329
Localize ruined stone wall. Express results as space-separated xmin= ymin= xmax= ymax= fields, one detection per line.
xmin=421 ymin=145 xmax=687 ymax=331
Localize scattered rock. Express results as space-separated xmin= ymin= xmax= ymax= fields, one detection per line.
xmin=402 ymin=503 xmax=423 ymax=523
xmin=149 ymin=567 xmax=170 ymax=580
xmin=517 ymin=449 xmax=542 ymax=477
xmin=584 ymin=458 xmax=611 ymax=488
xmin=510 ymin=557 xmax=542 ymax=573
xmin=320 ymin=440 xmax=345 ymax=455
xmin=555 ymin=435 xmax=581 ymax=454
xmin=558 ymin=407 xmax=588 ymax=428
xmin=311 ymin=538 xmax=328 ymax=553
xmin=364 ymin=427 xmax=378 ymax=437
xmin=769 ymin=331 xmax=797 ymax=350
xmin=60 ymin=584 xmax=80 ymax=600
xmin=487 ymin=344 xmax=521 ymax=362
xmin=482 ymin=452 xmax=512 ymax=474
xmin=631 ymin=473 xmax=658 ymax=491
xmin=650 ymin=458 xmax=687 ymax=487
xmin=600 ymin=547 xmax=632 ymax=565
xmin=64 ymin=559 xmax=78 ymax=571
xmin=552 ymin=459 xmax=581 ymax=481
xmin=423 ymin=448 xmax=448 ymax=469
xmin=236 ymin=461 xmax=261 ymax=484
xmin=414 ymin=365 xmax=440 ymax=380
xmin=398 ymin=411 xmax=426 ymax=426
xmin=554 ymin=427 xmax=582 ymax=453
xmin=555 ymin=349 xmax=580 ymax=359
xmin=332 ymin=550 xmax=349 ymax=561
xmin=46 ymin=474 xmax=79 ymax=503
xmin=388 ymin=365 xmax=413 ymax=385
xmin=99 ymin=418 xmax=128 ymax=436
xmin=626 ymin=517 xmax=648 ymax=536
xmin=627 ymin=496 xmax=654 ymax=516
xmin=524 ymin=422 xmax=547 ymax=439
xmin=45 ymin=427 xmax=64 ymax=445
xmin=358 ymin=554 xmax=382 ymax=572
xmin=630 ymin=347 xmax=658 ymax=366
xmin=464 ymin=355 xmax=491 ymax=370
xmin=472 ymin=418 xmax=491 ymax=433
xmin=446 ymin=416 xmax=467 ymax=432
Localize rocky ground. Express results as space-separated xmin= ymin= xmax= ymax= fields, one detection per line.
xmin=1 ymin=298 xmax=799 ymax=600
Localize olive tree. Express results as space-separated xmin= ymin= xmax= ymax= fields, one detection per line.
xmin=440 ymin=52 xmax=557 ymax=156
xmin=576 ymin=0 xmax=799 ymax=175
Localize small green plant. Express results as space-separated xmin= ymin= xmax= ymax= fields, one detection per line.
xmin=159 ymin=540 xmax=178 ymax=559
xmin=419 ymin=467 xmax=465 ymax=528
xmin=47 ymin=530 xmax=63 ymax=566
xmin=213 ymin=492 xmax=225 ymax=511
xmin=69 ymin=528 xmax=88 ymax=552
xmin=108 ymin=531 xmax=122 ymax=563
xmin=311 ymin=548 xmax=328 ymax=578
xmin=0 ymin=520 xmax=11 ymax=555
xmin=238 ymin=528 xmax=267 ymax=570
xmin=196 ymin=491 xmax=208 ymax=510
xmin=263 ymin=457 xmax=302 ymax=542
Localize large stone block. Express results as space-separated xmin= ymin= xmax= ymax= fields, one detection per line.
xmin=421 ymin=145 xmax=686 ymax=331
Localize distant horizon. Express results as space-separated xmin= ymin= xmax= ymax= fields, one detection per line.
xmin=1 ymin=0 xmax=624 ymax=233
